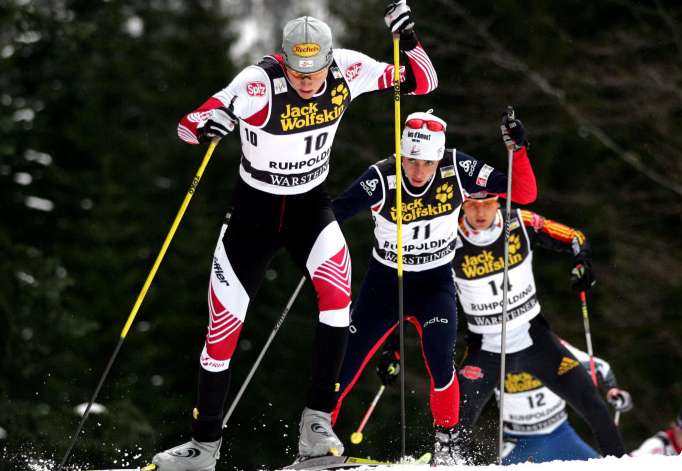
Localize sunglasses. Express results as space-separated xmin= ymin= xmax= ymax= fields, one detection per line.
xmin=463 ymin=198 xmax=499 ymax=208
xmin=286 ymin=67 xmax=329 ymax=80
xmin=405 ymin=118 xmax=445 ymax=132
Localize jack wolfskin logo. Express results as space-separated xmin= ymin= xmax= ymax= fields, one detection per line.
xmin=557 ymin=356 xmax=579 ymax=375
xmin=508 ymin=233 xmax=521 ymax=255
xmin=435 ymin=183 xmax=454 ymax=203
xmin=330 ymin=84 xmax=349 ymax=106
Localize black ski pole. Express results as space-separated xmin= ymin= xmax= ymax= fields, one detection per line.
xmin=221 ymin=276 xmax=306 ymax=428
xmin=498 ymin=106 xmax=515 ymax=465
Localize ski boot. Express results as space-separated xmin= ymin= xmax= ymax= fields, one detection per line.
xmin=431 ymin=426 xmax=465 ymax=466
xmin=152 ymin=438 xmax=221 ymax=471
xmin=297 ymin=407 xmax=345 ymax=460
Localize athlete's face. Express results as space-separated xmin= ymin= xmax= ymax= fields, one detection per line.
xmin=285 ymin=67 xmax=329 ymax=99
xmin=402 ymin=158 xmax=438 ymax=187
xmin=462 ymin=198 xmax=499 ymax=230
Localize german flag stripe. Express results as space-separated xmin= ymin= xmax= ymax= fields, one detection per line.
xmin=520 ymin=210 xmax=585 ymax=246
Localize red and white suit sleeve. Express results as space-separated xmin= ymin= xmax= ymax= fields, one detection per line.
xmin=177 ymin=66 xmax=270 ymax=144
xmin=499 ymin=146 xmax=538 ymax=204
xmin=333 ymin=43 xmax=437 ymax=100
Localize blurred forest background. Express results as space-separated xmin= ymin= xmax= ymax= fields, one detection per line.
xmin=1 ymin=0 xmax=681 ymax=469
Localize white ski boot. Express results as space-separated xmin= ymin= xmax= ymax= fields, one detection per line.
xmin=297 ymin=407 xmax=344 ymax=459
xmin=431 ymin=427 xmax=465 ymax=466
xmin=152 ymin=438 xmax=221 ymax=471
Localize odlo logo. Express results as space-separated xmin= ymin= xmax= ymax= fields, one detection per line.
xmin=435 ymin=183 xmax=454 ymax=203
xmin=423 ymin=316 xmax=448 ymax=328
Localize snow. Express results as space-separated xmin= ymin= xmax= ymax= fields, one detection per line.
xmin=365 ymin=454 xmax=681 ymax=471
xmin=8 ymin=451 xmax=682 ymax=470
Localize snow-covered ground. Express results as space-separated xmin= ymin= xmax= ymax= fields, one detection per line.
xmin=12 ymin=452 xmax=682 ymax=470
xmin=370 ymin=454 xmax=681 ymax=471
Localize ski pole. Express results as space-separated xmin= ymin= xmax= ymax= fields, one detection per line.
xmin=391 ymin=31 xmax=406 ymax=460
xmin=57 ymin=139 xmax=220 ymax=471
xmin=579 ymin=291 xmax=598 ymax=386
xmin=498 ymin=105 xmax=515 ymax=465
xmin=222 ymin=276 xmax=306 ymax=428
xmin=614 ymin=410 xmax=621 ymax=426
xmin=350 ymin=385 xmax=386 ymax=445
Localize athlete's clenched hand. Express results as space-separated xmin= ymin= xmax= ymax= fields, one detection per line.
xmin=197 ymin=106 xmax=238 ymax=143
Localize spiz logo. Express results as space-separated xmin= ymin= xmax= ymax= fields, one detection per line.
xmin=360 ymin=178 xmax=378 ymax=195
xmin=345 ymin=62 xmax=363 ymax=82
xmin=246 ymin=81 xmax=266 ymax=96
xmin=458 ymin=159 xmax=478 ymax=176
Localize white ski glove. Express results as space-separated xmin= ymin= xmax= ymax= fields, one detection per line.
xmin=197 ymin=106 xmax=238 ymax=143
xmin=607 ymin=388 xmax=633 ymax=413
xmin=384 ymin=0 xmax=414 ymax=33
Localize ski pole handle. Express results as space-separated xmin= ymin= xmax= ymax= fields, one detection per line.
xmin=506 ymin=105 xmax=515 ymax=121
xmin=350 ymin=385 xmax=386 ymax=445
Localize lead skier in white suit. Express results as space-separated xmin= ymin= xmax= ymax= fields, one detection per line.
xmin=152 ymin=3 xmax=438 ymax=471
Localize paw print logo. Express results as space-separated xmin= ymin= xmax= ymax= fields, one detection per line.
xmin=435 ymin=183 xmax=454 ymax=203
xmin=330 ymin=84 xmax=349 ymax=106
xmin=508 ymin=233 xmax=521 ymax=254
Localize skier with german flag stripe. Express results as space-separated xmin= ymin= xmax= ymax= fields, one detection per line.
xmin=449 ymin=195 xmax=627 ymax=460
xmin=330 ymin=109 xmax=537 ymax=465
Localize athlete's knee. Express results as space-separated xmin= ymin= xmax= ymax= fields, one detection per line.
xmin=306 ymin=223 xmax=352 ymax=325
xmin=203 ymin=249 xmax=250 ymax=370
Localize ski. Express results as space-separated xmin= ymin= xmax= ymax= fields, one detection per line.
xmin=85 ymin=452 xmax=431 ymax=471
xmin=282 ymin=452 xmax=431 ymax=470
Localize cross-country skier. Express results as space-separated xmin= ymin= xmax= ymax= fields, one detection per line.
xmin=152 ymin=3 xmax=439 ymax=470
xmin=330 ymin=109 xmax=537 ymax=465
xmin=450 ymin=195 xmax=627 ymax=459
xmin=631 ymin=409 xmax=682 ymax=456
xmin=498 ymin=339 xmax=632 ymax=463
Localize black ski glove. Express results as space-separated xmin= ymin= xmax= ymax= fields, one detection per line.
xmin=197 ymin=106 xmax=238 ymax=143
xmin=385 ymin=0 xmax=414 ymax=33
xmin=376 ymin=348 xmax=400 ymax=386
xmin=607 ymin=388 xmax=633 ymax=413
xmin=500 ymin=108 xmax=527 ymax=151
xmin=571 ymin=254 xmax=596 ymax=292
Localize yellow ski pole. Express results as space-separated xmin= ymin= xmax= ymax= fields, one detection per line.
xmin=392 ymin=32 xmax=406 ymax=460
xmin=57 ymin=139 xmax=220 ymax=471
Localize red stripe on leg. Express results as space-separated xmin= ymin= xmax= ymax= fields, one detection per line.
xmin=312 ymin=246 xmax=351 ymax=311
